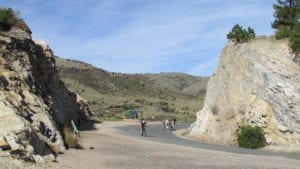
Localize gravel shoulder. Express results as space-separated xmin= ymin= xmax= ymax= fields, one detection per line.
xmin=2 ymin=121 xmax=300 ymax=169
xmin=47 ymin=121 xmax=300 ymax=169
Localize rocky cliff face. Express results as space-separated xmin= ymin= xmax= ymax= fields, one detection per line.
xmin=189 ymin=37 xmax=300 ymax=150
xmin=0 ymin=27 xmax=91 ymax=162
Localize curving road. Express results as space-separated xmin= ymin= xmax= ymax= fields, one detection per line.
xmin=117 ymin=123 xmax=300 ymax=160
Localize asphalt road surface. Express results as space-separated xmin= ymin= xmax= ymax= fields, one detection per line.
xmin=117 ymin=123 xmax=300 ymax=160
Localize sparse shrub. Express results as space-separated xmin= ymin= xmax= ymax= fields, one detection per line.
xmin=135 ymin=99 xmax=145 ymax=104
xmin=0 ymin=8 xmax=18 ymax=31
xmin=237 ymin=125 xmax=266 ymax=149
xmin=227 ymin=24 xmax=255 ymax=43
xmin=63 ymin=126 xmax=81 ymax=149
xmin=159 ymin=101 xmax=168 ymax=106
xmin=182 ymin=106 xmax=190 ymax=111
xmin=211 ymin=104 xmax=218 ymax=115
xmin=0 ymin=7 xmax=30 ymax=33
xmin=122 ymin=103 xmax=137 ymax=110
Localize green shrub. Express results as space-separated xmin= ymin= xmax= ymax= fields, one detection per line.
xmin=0 ymin=8 xmax=18 ymax=31
xmin=237 ymin=126 xmax=266 ymax=149
xmin=272 ymin=0 xmax=298 ymax=39
xmin=211 ymin=104 xmax=218 ymax=115
xmin=289 ymin=23 xmax=300 ymax=54
xmin=275 ymin=26 xmax=291 ymax=39
xmin=227 ymin=24 xmax=255 ymax=43
xmin=159 ymin=101 xmax=168 ymax=106
xmin=63 ymin=126 xmax=81 ymax=149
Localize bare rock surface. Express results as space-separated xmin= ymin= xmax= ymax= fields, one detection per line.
xmin=0 ymin=27 xmax=91 ymax=162
xmin=189 ymin=37 xmax=300 ymax=150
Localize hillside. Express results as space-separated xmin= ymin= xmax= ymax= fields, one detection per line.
xmin=55 ymin=57 xmax=209 ymax=122
xmin=189 ymin=36 xmax=300 ymax=151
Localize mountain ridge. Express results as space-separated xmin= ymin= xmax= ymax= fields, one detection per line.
xmin=55 ymin=56 xmax=209 ymax=121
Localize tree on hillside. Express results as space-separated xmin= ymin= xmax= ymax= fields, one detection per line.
xmin=0 ymin=7 xmax=28 ymax=33
xmin=227 ymin=24 xmax=255 ymax=43
xmin=272 ymin=0 xmax=300 ymax=54
xmin=272 ymin=0 xmax=300 ymax=39
xmin=0 ymin=8 xmax=18 ymax=31
xmin=290 ymin=22 xmax=300 ymax=53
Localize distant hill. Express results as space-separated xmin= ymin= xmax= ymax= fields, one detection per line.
xmin=55 ymin=57 xmax=209 ymax=122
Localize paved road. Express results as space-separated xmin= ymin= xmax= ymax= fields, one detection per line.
xmin=117 ymin=123 xmax=300 ymax=160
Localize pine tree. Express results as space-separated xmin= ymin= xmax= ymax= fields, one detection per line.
xmin=272 ymin=0 xmax=299 ymax=39
xmin=227 ymin=24 xmax=255 ymax=43
xmin=290 ymin=22 xmax=300 ymax=53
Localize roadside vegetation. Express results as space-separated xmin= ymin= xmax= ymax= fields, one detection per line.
xmin=210 ymin=104 xmax=219 ymax=115
xmin=62 ymin=126 xmax=81 ymax=149
xmin=237 ymin=126 xmax=266 ymax=149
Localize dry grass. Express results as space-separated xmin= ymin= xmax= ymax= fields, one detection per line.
xmin=63 ymin=127 xmax=82 ymax=149
xmin=56 ymin=57 xmax=208 ymax=123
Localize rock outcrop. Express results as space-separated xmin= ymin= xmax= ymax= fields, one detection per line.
xmin=0 ymin=26 xmax=91 ymax=161
xmin=189 ymin=36 xmax=300 ymax=150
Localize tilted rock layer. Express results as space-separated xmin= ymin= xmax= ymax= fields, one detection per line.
xmin=0 ymin=27 xmax=91 ymax=161
xmin=189 ymin=37 xmax=300 ymax=148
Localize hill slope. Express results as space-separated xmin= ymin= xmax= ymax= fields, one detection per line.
xmin=55 ymin=57 xmax=209 ymax=122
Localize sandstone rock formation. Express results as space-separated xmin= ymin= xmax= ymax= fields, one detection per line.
xmin=189 ymin=36 xmax=300 ymax=150
xmin=0 ymin=26 xmax=91 ymax=161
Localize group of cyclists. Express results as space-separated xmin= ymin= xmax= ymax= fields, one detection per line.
xmin=140 ymin=118 xmax=177 ymax=136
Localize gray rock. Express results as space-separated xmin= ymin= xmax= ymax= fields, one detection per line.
xmin=32 ymin=154 xmax=45 ymax=164
xmin=5 ymin=135 xmax=20 ymax=151
xmin=0 ymin=26 xmax=88 ymax=161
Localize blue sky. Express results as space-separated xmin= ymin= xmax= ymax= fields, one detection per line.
xmin=1 ymin=0 xmax=275 ymax=76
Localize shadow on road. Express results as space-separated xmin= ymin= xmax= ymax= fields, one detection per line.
xmin=78 ymin=120 xmax=98 ymax=131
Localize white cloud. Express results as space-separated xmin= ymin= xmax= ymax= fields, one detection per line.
xmin=188 ymin=56 xmax=219 ymax=76
xmin=0 ymin=0 xmax=275 ymax=76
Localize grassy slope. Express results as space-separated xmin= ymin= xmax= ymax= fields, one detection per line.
xmin=55 ymin=57 xmax=209 ymax=122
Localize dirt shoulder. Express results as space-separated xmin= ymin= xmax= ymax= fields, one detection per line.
xmin=2 ymin=121 xmax=299 ymax=169
xmin=45 ymin=121 xmax=300 ymax=169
